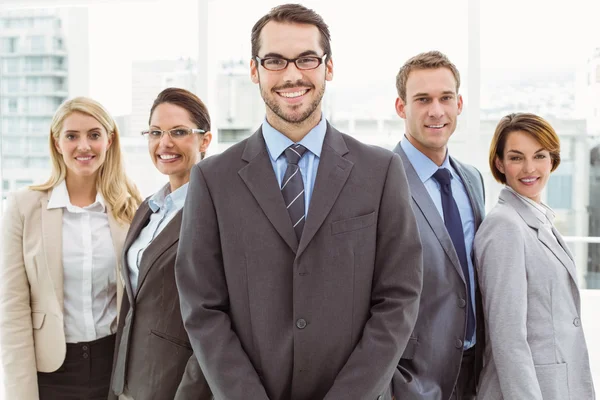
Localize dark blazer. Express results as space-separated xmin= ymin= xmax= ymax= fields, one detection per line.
xmin=393 ymin=144 xmax=485 ymax=400
xmin=109 ymin=192 xmax=211 ymax=400
xmin=175 ymin=124 xmax=424 ymax=400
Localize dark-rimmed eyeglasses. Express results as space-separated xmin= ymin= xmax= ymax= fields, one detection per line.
xmin=255 ymin=54 xmax=328 ymax=71
xmin=141 ymin=127 xmax=205 ymax=140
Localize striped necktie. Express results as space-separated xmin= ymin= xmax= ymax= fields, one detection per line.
xmin=281 ymin=144 xmax=307 ymax=240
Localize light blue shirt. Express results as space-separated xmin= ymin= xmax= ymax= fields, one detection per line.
xmin=262 ymin=117 xmax=326 ymax=216
xmin=401 ymin=137 xmax=477 ymax=348
xmin=126 ymin=183 xmax=188 ymax=294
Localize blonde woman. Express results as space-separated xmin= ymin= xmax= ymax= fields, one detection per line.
xmin=0 ymin=97 xmax=142 ymax=399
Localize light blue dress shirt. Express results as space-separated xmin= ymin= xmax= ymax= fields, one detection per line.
xmin=262 ymin=117 xmax=327 ymax=216
xmin=126 ymin=183 xmax=189 ymax=294
xmin=401 ymin=138 xmax=477 ymax=348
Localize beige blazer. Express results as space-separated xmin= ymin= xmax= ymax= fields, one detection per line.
xmin=474 ymin=188 xmax=595 ymax=400
xmin=0 ymin=188 xmax=127 ymax=400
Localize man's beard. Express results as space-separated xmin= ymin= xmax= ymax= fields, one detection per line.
xmin=260 ymin=81 xmax=325 ymax=125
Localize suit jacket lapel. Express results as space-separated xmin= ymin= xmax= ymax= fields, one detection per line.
xmin=121 ymin=201 xmax=153 ymax=304
xmin=136 ymin=211 xmax=182 ymax=297
xmin=40 ymin=190 xmax=64 ymax=309
xmin=450 ymin=157 xmax=484 ymax=228
xmin=394 ymin=144 xmax=466 ymax=282
xmin=500 ymin=188 xmax=578 ymax=285
xmin=238 ymin=128 xmax=299 ymax=253
xmin=297 ymin=124 xmax=353 ymax=258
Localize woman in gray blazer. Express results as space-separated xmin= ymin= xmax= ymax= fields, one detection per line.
xmin=474 ymin=113 xmax=595 ymax=400
xmin=108 ymin=88 xmax=213 ymax=400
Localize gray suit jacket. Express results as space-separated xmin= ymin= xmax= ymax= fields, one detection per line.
xmin=110 ymin=192 xmax=211 ymax=400
xmin=392 ymin=144 xmax=485 ymax=400
xmin=175 ymin=124 xmax=423 ymax=400
xmin=474 ymin=188 xmax=595 ymax=400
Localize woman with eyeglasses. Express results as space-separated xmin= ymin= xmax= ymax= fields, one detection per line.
xmin=0 ymin=97 xmax=142 ymax=399
xmin=108 ymin=87 xmax=213 ymax=400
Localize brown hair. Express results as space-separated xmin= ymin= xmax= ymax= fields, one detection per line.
xmin=489 ymin=113 xmax=561 ymax=184
xmin=251 ymin=3 xmax=331 ymax=58
xmin=396 ymin=51 xmax=460 ymax=101
xmin=149 ymin=87 xmax=211 ymax=159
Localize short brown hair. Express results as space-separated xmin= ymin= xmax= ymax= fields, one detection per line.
xmin=395 ymin=51 xmax=460 ymax=101
xmin=149 ymin=87 xmax=211 ymax=159
xmin=489 ymin=113 xmax=561 ymax=184
xmin=251 ymin=3 xmax=331 ymax=58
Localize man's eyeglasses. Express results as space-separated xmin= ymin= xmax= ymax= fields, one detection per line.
xmin=141 ymin=127 xmax=205 ymax=140
xmin=255 ymin=54 xmax=328 ymax=71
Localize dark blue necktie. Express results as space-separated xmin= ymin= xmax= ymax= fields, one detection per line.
xmin=433 ymin=168 xmax=475 ymax=342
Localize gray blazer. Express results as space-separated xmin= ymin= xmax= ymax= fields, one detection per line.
xmin=392 ymin=144 xmax=486 ymax=400
xmin=474 ymin=188 xmax=595 ymax=400
xmin=175 ymin=124 xmax=423 ymax=400
xmin=109 ymin=194 xmax=211 ymax=400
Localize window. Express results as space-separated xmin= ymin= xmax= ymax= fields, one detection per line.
xmin=29 ymin=36 xmax=45 ymax=52
xmin=15 ymin=179 xmax=33 ymax=189
xmin=3 ymin=157 xmax=25 ymax=168
xmin=30 ymin=137 xmax=48 ymax=153
xmin=8 ymin=98 xmax=18 ymax=113
xmin=1 ymin=37 xmax=18 ymax=53
xmin=29 ymin=117 xmax=50 ymax=133
xmin=24 ymin=56 xmax=44 ymax=72
xmin=218 ymin=129 xmax=252 ymax=144
xmin=53 ymin=37 xmax=63 ymax=51
xmin=546 ymin=174 xmax=573 ymax=210
xmin=52 ymin=56 xmax=65 ymax=71
xmin=26 ymin=77 xmax=41 ymax=92
xmin=3 ymin=58 xmax=19 ymax=73
xmin=28 ymin=157 xmax=49 ymax=169
xmin=2 ymin=78 xmax=19 ymax=93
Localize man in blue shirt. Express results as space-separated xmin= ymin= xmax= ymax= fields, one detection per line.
xmin=392 ymin=51 xmax=486 ymax=400
xmin=175 ymin=4 xmax=423 ymax=400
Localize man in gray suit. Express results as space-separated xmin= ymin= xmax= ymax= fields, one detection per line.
xmin=175 ymin=4 xmax=423 ymax=400
xmin=392 ymin=51 xmax=485 ymax=400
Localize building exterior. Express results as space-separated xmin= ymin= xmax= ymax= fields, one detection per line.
xmin=586 ymin=48 xmax=600 ymax=136
xmin=130 ymin=58 xmax=197 ymax=137
xmin=214 ymin=59 xmax=263 ymax=153
xmin=0 ymin=8 xmax=88 ymax=199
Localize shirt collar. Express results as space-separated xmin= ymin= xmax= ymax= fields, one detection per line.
xmin=47 ymin=180 xmax=106 ymax=213
xmin=400 ymin=135 xmax=452 ymax=183
xmin=262 ymin=116 xmax=327 ymax=162
xmin=505 ymin=185 xmax=555 ymax=224
xmin=148 ymin=182 xmax=189 ymax=213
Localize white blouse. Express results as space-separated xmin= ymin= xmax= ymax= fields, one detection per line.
xmin=47 ymin=180 xmax=117 ymax=343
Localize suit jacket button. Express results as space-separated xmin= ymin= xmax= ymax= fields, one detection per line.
xmin=377 ymin=396 xmax=383 ymax=400
xmin=455 ymin=338 xmax=463 ymax=349
xmin=296 ymin=318 xmax=307 ymax=329
xmin=458 ymin=298 xmax=466 ymax=308
xmin=573 ymin=317 xmax=581 ymax=327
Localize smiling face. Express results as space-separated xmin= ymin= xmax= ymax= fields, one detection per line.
xmin=54 ymin=111 xmax=112 ymax=180
xmin=495 ymin=130 xmax=554 ymax=203
xmin=250 ymin=21 xmax=333 ymax=132
xmin=395 ymin=67 xmax=463 ymax=165
xmin=148 ymin=102 xmax=211 ymax=187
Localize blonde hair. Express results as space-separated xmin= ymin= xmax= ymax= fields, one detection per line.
xmin=30 ymin=97 xmax=142 ymax=224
